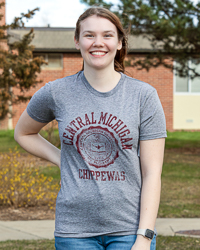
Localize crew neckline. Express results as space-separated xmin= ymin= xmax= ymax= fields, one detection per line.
xmin=81 ymin=71 xmax=125 ymax=97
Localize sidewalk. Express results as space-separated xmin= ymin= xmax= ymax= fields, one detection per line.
xmin=0 ymin=218 xmax=199 ymax=241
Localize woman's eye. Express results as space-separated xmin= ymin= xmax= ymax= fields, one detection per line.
xmin=85 ymin=34 xmax=94 ymax=37
xmin=104 ymin=34 xmax=112 ymax=38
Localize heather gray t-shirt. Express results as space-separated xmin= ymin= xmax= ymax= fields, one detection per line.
xmin=27 ymin=71 xmax=167 ymax=238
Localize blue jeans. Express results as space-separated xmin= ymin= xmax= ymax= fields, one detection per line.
xmin=55 ymin=234 xmax=156 ymax=250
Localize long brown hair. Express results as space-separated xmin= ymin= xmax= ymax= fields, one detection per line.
xmin=75 ymin=7 xmax=128 ymax=73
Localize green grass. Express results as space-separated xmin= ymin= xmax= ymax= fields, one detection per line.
xmin=166 ymin=131 xmax=200 ymax=148
xmin=0 ymin=130 xmax=22 ymax=152
xmin=39 ymin=166 xmax=60 ymax=181
xmin=0 ymin=129 xmax=60 ymax=152
xmin=157 ymin=236 xmax=200 ymax=250
xmin=0 ymin=239 xmax=55 ymax=250
xmin=1 ymin=129 xmax=200 ymax=152
xmin=0 ymin=237 xmax=199 ymax=250
xmin=158 ymin=161 xmax=200 ymax=217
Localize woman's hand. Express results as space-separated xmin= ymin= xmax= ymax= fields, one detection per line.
xmin=131 ymin=236 xmax=151 ymax=250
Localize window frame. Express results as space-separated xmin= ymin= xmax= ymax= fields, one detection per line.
xmin=33 ymin=53 xmax=63 ymax=70
xmin=174 ymin=60 xmax=200 ymax=95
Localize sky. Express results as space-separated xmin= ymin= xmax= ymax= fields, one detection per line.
xmin=6 ymin=0 xmax=120 ymax=28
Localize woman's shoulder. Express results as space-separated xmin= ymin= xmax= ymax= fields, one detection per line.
xmin=48 ymin=71 xmax=82 ymax=89
xmin=123 ymin=73 xmax=156 ymax=91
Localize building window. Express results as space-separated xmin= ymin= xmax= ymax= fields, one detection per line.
xmin=34 ymin=53 xmax=63 ymax=70
xmin=175 ymin=60 xmax=200 ymax=93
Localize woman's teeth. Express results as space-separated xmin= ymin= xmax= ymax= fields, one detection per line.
xmin=91 ymin=52 xmax=106 ymax=55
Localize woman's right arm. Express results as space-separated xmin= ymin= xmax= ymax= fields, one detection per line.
xmin=14 ymin=109 xmax=61 ymax=169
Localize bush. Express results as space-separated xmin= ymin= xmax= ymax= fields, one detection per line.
xmin=0 ymin=148 xmax=60 ymax=208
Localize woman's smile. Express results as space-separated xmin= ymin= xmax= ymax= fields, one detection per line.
xmin=89 ymin=51 xmax=108 ymax=57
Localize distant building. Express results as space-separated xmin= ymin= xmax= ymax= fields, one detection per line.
xmin=1 ymin=2 xmax=200 ymax=130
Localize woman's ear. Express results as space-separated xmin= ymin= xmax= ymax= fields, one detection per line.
xmin=117 ymin=40 xmax=122 ymax=50
xmin=74 ymin=37 xmax=80 ymax=50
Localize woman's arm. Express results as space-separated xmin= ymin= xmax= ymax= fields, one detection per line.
xmin=14 ymin=109 xmax=61 ymax=168
xmin=131 ymin=138 xmax=165 ymax=250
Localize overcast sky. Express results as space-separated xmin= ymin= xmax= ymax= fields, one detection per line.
xmin=6 ymin=0 xmax=120 ymax=28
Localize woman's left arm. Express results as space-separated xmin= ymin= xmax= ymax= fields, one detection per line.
xmin=131 ymin=138 xmax=165 ymax=250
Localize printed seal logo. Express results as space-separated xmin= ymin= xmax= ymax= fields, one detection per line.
xmin=76 ymin=126 xmax=119 ymax=168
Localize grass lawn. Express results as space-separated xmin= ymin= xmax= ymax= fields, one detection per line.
xmin=158 ymin=131 xmax=200 ymax=217
xmin=1 ymin=130 xmax=200 ymax=218
xmin=0 ymin=130 xmax=20 ymax=152
xmin=39 ymin=166 xmax=61 ymax=182
xmin=165 ymin=131 xmax=200 ymax=148
xmin=1 ymin=129 xmax=200 ymax=152
xmin=159 ymin=162 xmax=200 ymax=217
xmin=0 ymin=129 xmax=60 ymax=152
xmin=0 ymin=237 xmax=199 ymax=249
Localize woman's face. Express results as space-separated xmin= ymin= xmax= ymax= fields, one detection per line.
xmin=74 ymin=15 xmax=122 ymax=71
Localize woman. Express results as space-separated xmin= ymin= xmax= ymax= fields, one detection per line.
xmin=14 ymin=7 xmax=166 ymax=250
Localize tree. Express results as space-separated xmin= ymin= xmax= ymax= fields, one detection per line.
xmin=0 ymin=2 xmax=46 ymax=121
xmin=81 ymin=0 xmax=200 ymax=78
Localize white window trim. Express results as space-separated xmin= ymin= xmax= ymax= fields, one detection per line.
xmin=35 ymin=53 xmax=63 ymax=70
xmin=174 ymin=60 xmax=200 ymax=95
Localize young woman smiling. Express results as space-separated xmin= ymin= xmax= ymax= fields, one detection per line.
xmin=14 ymin=7 xmax=166 ymax=250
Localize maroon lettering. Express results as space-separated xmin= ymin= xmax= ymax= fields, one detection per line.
xmin=106 ymin=171 xmax=115 ymax=181
xmin=118 ymin=129 xmax=130 ymax=138
xmin=78 ymin=169 xmax=126 ymax=181
xmin=90 ymin=170 xmax=94 ymax=180
xmin=121 ymin=171 xmax=125 ymax=181
xmin=85 ymin=114 xmax=91 ymax=125
xmin=83 ymin=169 xmax=88 ymax=179
xmin=91 ymin=112 xmax=97 ymax=124
xmin=107 ymin=116 xmax=117 ymax=127
xmin=101 ymin=171 xmax=106 ymax=181
xmin=122 ymin=144 xmax=133 ymax=149
xmin=76 ymin=117 xmax=85 ymax=128
xmin=112 ymin=119 xmax=124 ymax=132
xmin=63 ymin=140 xmax=73 ymax=145
xmin=115 ymin=171 xmax=120 ymax=181
xmin=63 ymin=132 xmax=73 ymax=140
xmin=65 ymin=126 xmax=76 ymax=135
xmin=63 ymin=132 xmax=74 ymax=145
xmin=115 ymin=125 xmax=127 ymax=134
xmin=121 ymin=137 xmax=132 ymax=144
xmin=98 ymin=112 xmax=108 ymax=124
xmin=79 ymin=169 xmax=83 ymax=179
xmin=95 ymin=171 xmax=100 ymax=181
xmin=70 ymin=120 xmax=79 ymax=130
xmin=105 ymin=114 xmax=113 ymax=125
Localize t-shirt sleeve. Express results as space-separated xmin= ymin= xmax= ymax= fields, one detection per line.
xmin=26 ymin=82 xmax=55 ymax=123
xmin=139 ymin=88 xmax=167 ymax=140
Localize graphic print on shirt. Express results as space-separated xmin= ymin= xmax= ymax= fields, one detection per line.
xmin=76 ymin=126 xmax=119 ymax=168
xmin=63 ymin=111 xmax=133 ymax=163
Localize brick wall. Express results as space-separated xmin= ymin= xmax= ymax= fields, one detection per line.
xmin=3 ymin=52 xmax=173 ymax=131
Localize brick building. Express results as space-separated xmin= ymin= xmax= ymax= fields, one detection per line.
xmin=1 ymin=26 xmax=173 ymax=131
xmin=1 ymin=2 xmax=200 ymax=131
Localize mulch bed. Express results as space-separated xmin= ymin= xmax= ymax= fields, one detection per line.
xmin=0 ymin=206 xmax=55 ymax=221
xmin=176 ymin=230 xmax=200 ymax=236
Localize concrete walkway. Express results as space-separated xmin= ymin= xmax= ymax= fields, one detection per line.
xmin=0 ymin=218 xmax=199 ymax=241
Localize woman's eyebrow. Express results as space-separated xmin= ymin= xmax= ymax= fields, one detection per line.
xmin=82 ymin=30 xmax=116 ymax=34
xmin=82 ymin=31 xmax=94 ymax=34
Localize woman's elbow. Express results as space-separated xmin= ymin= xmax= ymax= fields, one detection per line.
xmin=14 ymin=125 xmax=21 ymax=143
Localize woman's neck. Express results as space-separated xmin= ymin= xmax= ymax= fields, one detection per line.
xmin=83 ymin=66 xmax=121 ymax=93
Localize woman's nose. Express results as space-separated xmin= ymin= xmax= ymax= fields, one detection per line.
xmin=93 ymin=36 xmax=104 ymax=47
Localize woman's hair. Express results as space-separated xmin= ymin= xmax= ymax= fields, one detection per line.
xmin=75 ymin=7 xmax=128 ymax=73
